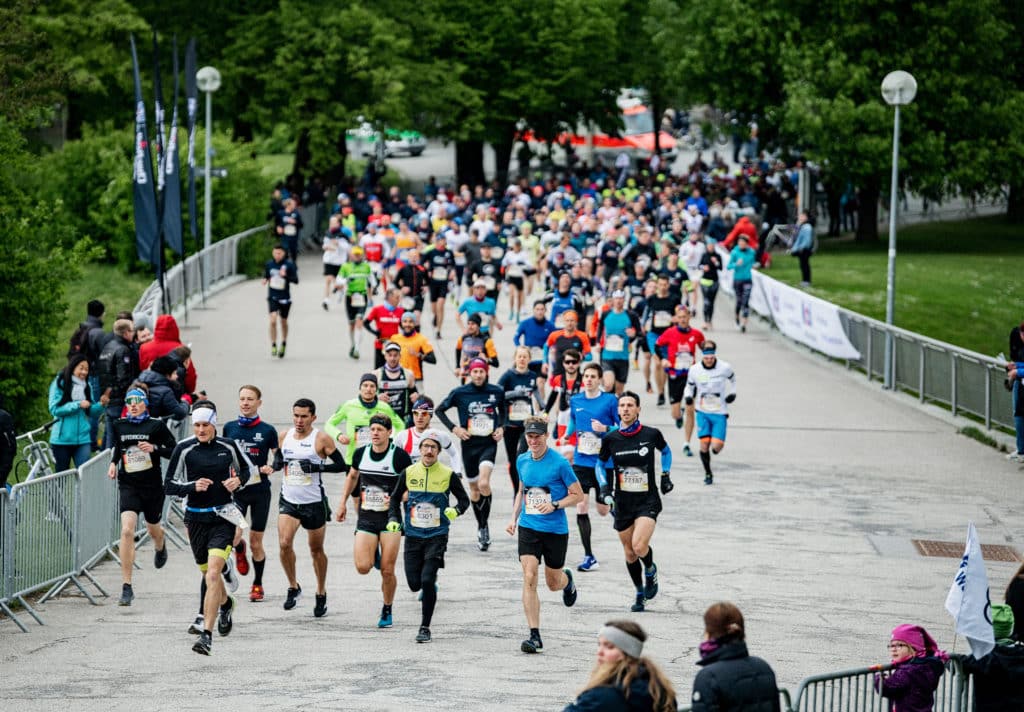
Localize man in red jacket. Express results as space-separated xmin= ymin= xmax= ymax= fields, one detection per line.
xmin=364 ymin=288 xmax=404 ymax=368
xmin=139 ymin=314 xmax=198 ymax=394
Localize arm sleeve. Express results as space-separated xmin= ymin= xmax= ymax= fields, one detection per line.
xmin=163 ymin=445 xmax=193 ymax=496
xmin=388 ymin=474 xmax=408 ymax=522
xmin=543 ymin=387 xmax=559 ymax=414
xmin=493 ymin=391 xmax=505 ymax=428
xmin=443 ymin=435 xmax=465 ymax=476
xmin=320 ymin=447 xmax=348 ymax=473
xmin=565 ymin=403 xmax=576 ymax=438
xmin=449 ymin=472 xmax=471 ymax=514
xmin=581 ymin=335 xmax=592 ymax=360
xmin=436 ymin=393 xmax=458 ymax=431
xmin=657 ymin=430 xmax=672 ymax=472
xmin=594 ymin=460 xmax=608 ymax=488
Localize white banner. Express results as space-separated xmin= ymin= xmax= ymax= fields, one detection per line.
xmin=945 ymin=522 xmax=995 ymax=659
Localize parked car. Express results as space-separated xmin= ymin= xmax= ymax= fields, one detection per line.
xmin=346 ymin=123 xmax=427 ymax=157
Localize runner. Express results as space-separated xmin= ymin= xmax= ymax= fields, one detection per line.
xmin=164 ymin=401 xmax=252 ymax=655
xmin=544 ymin=310 xmax=592 ymax=379
xmin=543 ymin=348 xmax=583 ymax=452
xmin=699 ymin=238 xmax=724 ymax=330
xmin=389 ymin=312 xmax=437 ymax=389
xmin=397 ymin=397 xmax=465 ymax=476
xmin=506 ymin=416 xmax=583 ymax=654
xmin=337 ymin=245 xmax=375 ymax=359
xmin=321 ymin=218 xmax=350 ymax=311
xmin=262 ymin=244 xmax=299 ymax=359
xmin=425 ymin=234 xmax=456 ymax=339
xmin=222 ymin=385 xmax=279 ymax=602
xmin=498 ymin=346 xmax=545 ymax=496
xmin=685 ymin=340 xmax=736 ymax=485
xmin=643 ymin=275 xmax=682 ymax=405
xmin=375 ymin=341 xmax=419 ymax=425
xmin=395 ymin=248 xmax=428 ymax=320
xmin=324 ymin=373 xmax=405 ymax=463
xmin=275 ymin=398 xmax=347 ymax=617
xmin=457 ymin=280 xmax=503 ymax=336
xmin=436 ymin=358 xmax=505 ymax=551
xmin=596 ymin=290 xmax=644 ymax=395
xmin=336 ymin=414 xmax=413 ymax=627
xmin=501 ymin=239 xmax=531 ymax=321
xmin=654 ymin=307 xmax=705 ymax=452
xmin=469 ymin=242 xmax=503 ymax=302
xmin=679 ymin=231 xmax=707 ymax=316
xmin=544 ymin=272 xmax=584 ymax=329
xmin=596 ymin=392 xmax=674 ymax=613
xmin=514 ymin=301 xmax=557 ymax=386
xmin=564 ymin=363 xmax=619 ymax=572
xmin=360 ymin=222 xmax=392 ymax=289
xmin=455 ymin=313 xmax=499 ymax=381
xmin=365 ymin=287 xmax=404 ymax=369
xmin=106 ymin=386 xmax=178 ymax=606
xmin=387 ymin=430 xmax=470 ymax=643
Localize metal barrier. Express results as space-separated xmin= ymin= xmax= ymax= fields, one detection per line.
xmin=790 ymin=659 xmax=971 ymax=712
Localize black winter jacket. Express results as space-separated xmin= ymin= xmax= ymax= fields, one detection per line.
xmin=563 ymin=665 xmax=674 ymax=712
xmin=691 ymin=641 xmax=780 ymax=712
xmin=136 ymin=369 xmax=188 ymax=420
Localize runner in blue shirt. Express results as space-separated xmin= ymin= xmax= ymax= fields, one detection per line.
xmin=596 ymin=290 xmax=644 ymax=395
xmin=457 ymin=280 xmax=503 ymax=335
xmin=506 ymin=416 xmax=583 ymax=654
xmin=514 ymin=301 xmax=557 ymax=381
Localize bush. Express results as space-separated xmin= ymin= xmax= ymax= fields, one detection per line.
xmin=236 ymin=228 xmax=278 ymax=278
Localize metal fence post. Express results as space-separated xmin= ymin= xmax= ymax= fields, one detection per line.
xmin=866 ymin=328 xmax=873 ymax=381
xmin=951 ymin=353 xmax=958 ymax=417
xmin=984 ymin=365 xmax=992 ymax=430
xmin=919 ymin=344 xmax=926 ymax=402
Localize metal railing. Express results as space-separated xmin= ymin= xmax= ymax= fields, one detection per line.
xmin=790 ymin=659 xmax=971 ymax=712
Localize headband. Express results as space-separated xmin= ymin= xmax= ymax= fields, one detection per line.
xmin=599 ymin=625 xmax=644 ymax=658
xmin=191 ymin=407 xmax=217 ymax=426
xmin=125 ymin=389 xmax=149 ymax=403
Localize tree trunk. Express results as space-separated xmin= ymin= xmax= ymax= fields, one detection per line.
xmin=232 ymin=117 xmax=254 ymax=143
xmin=455 ymin=140 xmax=485 ymax=187
xmin=1008 ymin=183 xmax=1024 ymax=224
xmin=493 ymin=123 xmax=516 ymax=187
xmin=321 ymin=129 xmax=349 ymax=189
xmin=289 ymin=128 xmax=311 ymax=193
xmin=856 ymin=183 xmax=880 ymax=241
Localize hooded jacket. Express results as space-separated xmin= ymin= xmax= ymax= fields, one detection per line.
xmin=137 ymin=369 xmax=188 ymax=420
xmin=692 ymin=641 xmax=780 ymax=712
xmin=139 ymin=315 xmax=197 ymax=393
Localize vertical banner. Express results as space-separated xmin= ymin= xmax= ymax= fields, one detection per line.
xmin=185 ymin=38 xmax=199 ymax=245
xmin=152 ymin=31 xmax=166 ymax=197
xmin=162 ymin=36 xmax=184 ymax=256
xmin=130 ymin=34 xmax=159 ymax=267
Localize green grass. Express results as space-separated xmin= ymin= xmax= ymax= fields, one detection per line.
xmin=765 ymin=216 xmax=1021 ymax=356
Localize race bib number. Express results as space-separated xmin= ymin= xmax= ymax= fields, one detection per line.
xmin=454 ymin=254 xmax=467 ymax=266
xmin=577 ymin=431 xmax=601 ymax=455
xmin=674 ymin=351 xmax=693 ymax=370
xmin=654 ymin=311 xmax=672 ymax=329
xmin=478 ymin=313 xmax=491 ymax=329
xmin=555 ymin=314 xmax=565 ymax=329
xmin=509 ymin=400 xmax=533 ymax=421
xmin=529 ymin=346 xmax=544 ymax=362
xmin=605 ymin=335 xmax=625 ymax=352
xmin=284 ymin=460 xmax=312 ymax=486
xmin=619 ymin=467 xmax=649 ymax=493
xmin=507 ymin=264 xmax=524 ymax=278
xmin=585 ymin=246 xmax=598 ymax=258
xmin=432 ymin=266 xmax=448 ymax=281
xmin=356 ymin=427 xmax=371 ymax=447
xmin=284 ymin=224 xmax=297 ymax=236
xmin=524 ymin=487 xmax=551 ymax=515
xmin=401 ymin=297 xmax=415 ymax=310
xmin=349 ymin=292 xmax=366 ymax=307
xmin=410 ymin=502 xmax=441 ymax=528
xmin=361 ymin=485 xmax=389 ymax=512
xmin=483 ymin=276 xmax=496 ymax=291
xmin=123 ymin=446 xmax=151 ymax=473
xmin=269 ymin=274 xmax=287 ymax=291
xmin=491 ymin=246 xmax=505 ymax=260
xmin=701 ymin=394 xmax=722 ymax=411
xmin=468 ymin=414 xmax=494 ymax=437
xmin=216 ymin=503 xmax=249 ymax=529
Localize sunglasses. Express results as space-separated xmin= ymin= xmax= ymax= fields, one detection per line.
xmin=125 ymin=396 xmax=147 ymax=405
xmin=563 ymin=360 xmax=579 ymax=365
xmin=413 ymin=409 xmax=434 ymax=415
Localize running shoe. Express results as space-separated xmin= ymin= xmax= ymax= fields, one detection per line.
xmin=154 ymin=545 xmax=168 ymax=569
xmin=521 ymin=634 xmax=544 ymax=653
xmin=630 ymin=593 xmax=645 ymax=612
xmin=249 ymin=584 xmax=264 ymax=602
xmin=278 ymin=343 xmax=286 ymax=358
xmin=675 ymin=417 xmax=683 ymax=429
xmin=577 ymin=555 xmax=600 ymax=572
xmin=222 ymin=558 xmax=239 ymax=593
xmin=632 ymin=359 xmax=639 ymax=371
xmin=217 ymin=595 xmax=234 ymax=636
xmin=284 ymin=585 xmax=302 ymax=610
xmin=657 ymin=394 xmax=666 ymax=406
xmin=644 ymin=564 xmax=659 ymax=600
xmin=683 ymin=444 xmax=693 ymax=457
xmin=562 ymin=569 xmax=578 ymax=607
xmin=704 ymin=473 xmax=713 ymax=485
xmin=352 ymin=349 xmax=360 ymax=359
xmin=322 ymin=299 xmax=329 ymax=311
xmin=740 ymin=325 xmax=746 ymax=333
xmin=188 ymin=615 xmax=204 ymax=635
xmin=377 ymin=607 xmax=393 ymax=628
xmin=234 ymin=542 xmax=249 ymax=576
xmin=118 ymin=583 xmax=134 ymax=606
xmin=1007 ymin=452 xmax=1024 ymax=462
xmin=477 ymin=526 xmax=491 ymax=552
xmin=271 ymin=345 xmax=278 ymax=358
xmin=314 ymin=593 xmax=327 ymax=618
xmin=416 ymin=626 xmax=432 ymax=643
xmin=192 ymin=631 xmax=212 ymax=656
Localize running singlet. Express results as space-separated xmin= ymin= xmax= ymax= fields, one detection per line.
xmin=377 ymin=366 xmax=414 ymax=420
xmin=280 ymin=427 xmax=325 ymax=505
xmin=351 ymin=443 xmax=412 ymax=515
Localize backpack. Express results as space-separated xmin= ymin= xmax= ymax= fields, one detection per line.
xmin=67 ymin=323 xmax=92 ymax=361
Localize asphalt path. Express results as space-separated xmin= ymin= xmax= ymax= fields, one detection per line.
xmin=2 ymin=258 xmax=1021 ymax=711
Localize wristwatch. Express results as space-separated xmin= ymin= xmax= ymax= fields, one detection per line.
xmin=552 ymin=500 xmax=560 ymax=511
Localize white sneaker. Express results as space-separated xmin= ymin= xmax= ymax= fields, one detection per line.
xmin=1007 ymin=452 xmax=1024 ymax=462
xmin=223 ymin=557 xmax=239 ymax=593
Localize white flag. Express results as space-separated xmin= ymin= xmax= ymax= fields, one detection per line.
xmin=944 ymin=522 xmax=995 ymax=658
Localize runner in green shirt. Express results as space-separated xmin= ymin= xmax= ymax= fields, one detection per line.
xmin=323 ymin=372 xmax=405 ymax=462
xmin=338 ymin=247 xmax=376 ymax=359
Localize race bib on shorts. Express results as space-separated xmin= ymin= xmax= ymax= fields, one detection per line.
xmin=123 ymin=446 xmax=152 ymax=473
xmin=284 ymin=224 xmax=297 ymax=236
xmin=432 ymin=266 xmax=448 ymax=281
xmin=269 ymin=274 xmax=287 ymax=291
xmin=349 ymin=292 xmax=366 ymax=307
xmin=524 ymin=487 xmax=551 ymax=515
xmin=356 ymin=427 xmax=371 ymax=447
xmin=529 ymin=346 xmax=544 ymax=362
xmin=619 ymin=467 xmax=648 ymax=493
xmin=468 ymin=414 xmax=494 ymax=437
xmin=577 ymin=431 xmax=601 ymax=455
xmin=701 ymin=394 xmax=722 ymax=411
xmin=361 ymin=485 xmax=389 ymax=512
xmin=401 ymin=297 xmax=415 ymax=310
xmin=674 ymin=351 xmax=693 ymax=371
xmin=507 ymin=264 xmax=524 ymax=278
xmin=605 ymin=335 xmax=625 ymax=353
xmin=284 ymin=460 xmax=311 ymax=487
xmin=509 ymin=400 xmax=533 ymax=421
xmin=454 ymin=254 xmax=467 ymax=266
xmin=410 ymin=502 xmax=441 ymax=528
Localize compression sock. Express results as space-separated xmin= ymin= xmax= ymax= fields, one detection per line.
xmin=253 ymin=558 xmax=266 ymax=587
xmin=640 ymin=547 xmax=654 ymax=570
xmin=382 ymin=604 xmax=393 ymax=617
xmin=421 ymin=575 xmax=438 ymax=627
xmin=700 ymin=450 xmax=712 ymax=475
xmin=626 ymin=560 xmax=644 ymax=592
xmin=479 ymin=494 xmax=492 ymax=526
xmin=577 ymin=513 xmax=593 ymax=558
xmin=530 ymin=627 xmax=541 ymax=641
xmin=199 ymin=579 xmax=207 ymax=614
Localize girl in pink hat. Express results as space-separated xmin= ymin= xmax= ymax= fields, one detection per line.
xmin=875 ymin=624 xmax=948 ymax=712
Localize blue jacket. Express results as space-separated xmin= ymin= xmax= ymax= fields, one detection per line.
xmin=515 ymin=317 xmax=557 ymax=353
xmin=48 ymin=375 xmax=103 ymax=446
xmin=728 ymin=247 xmax=757 ymax=282
xmin=792 ymin=223 xmax=814 ymax=253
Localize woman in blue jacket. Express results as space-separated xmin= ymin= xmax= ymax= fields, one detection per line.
xmin=727 ymin=235 xmax=757 ymax=333
xmin=49 ymin=354 xmax=108 ymax=470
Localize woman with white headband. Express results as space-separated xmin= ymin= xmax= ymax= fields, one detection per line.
xmin=563 ymin=620 xmax=677 ymax=711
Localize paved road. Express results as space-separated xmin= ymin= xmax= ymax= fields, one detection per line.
xmin=2 ymin=259 xmax=1021 ymax=711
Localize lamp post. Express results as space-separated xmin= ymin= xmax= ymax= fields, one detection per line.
xmin=196 ymin=66 xmax=221 ymax=252
xmin=880 ymin=70 xmax=917 ymax=390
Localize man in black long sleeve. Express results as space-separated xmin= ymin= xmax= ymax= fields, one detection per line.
xmin=97 ymin=318 xmax=140 ymax=446
xmin=436 ymin=358 xmax=505 ymax=551
xmin=164 ymin=401 xmax=252 ymax=656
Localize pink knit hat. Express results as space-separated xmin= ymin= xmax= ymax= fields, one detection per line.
xmin=891 ymin=624 xmax=947 ymax=660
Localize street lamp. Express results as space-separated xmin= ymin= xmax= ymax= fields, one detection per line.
xmin=196 ymin=66 xmax=221 ymax=253
xmin=880 ymin=70 xmax=917 ymax=390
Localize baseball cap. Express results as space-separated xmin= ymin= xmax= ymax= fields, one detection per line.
xmin=383 ymin=342 xmax=401 ymax=353
xmin=611 ymin=289 xmax=626 ymax=299
xmin=419 ymin=429 xmax=444 ymax=448
xmin=523 ymin=419 xmax=547 ymax=435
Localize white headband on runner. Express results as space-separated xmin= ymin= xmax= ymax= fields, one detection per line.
xmin=599 ymin=625 xmax=644 ymax=658
xmin=191 ymin=407 xmax=217 ymax=425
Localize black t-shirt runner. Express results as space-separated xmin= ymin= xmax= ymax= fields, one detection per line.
xmin=599 ymin=425 xmax=667 ymax=513
xmin=645 ymin=295 xmax=681 ymax=335
xmin=110 ymin=417 xmax=178 ymax=489
xmin=426 ymin=249 xmax=456 ymax=283
xmin=223 ymin=418 xmax=279 ymax=489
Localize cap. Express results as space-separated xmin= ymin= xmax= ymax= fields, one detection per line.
xmin=360 ymin=373 xmax=378 ymax=386
xmin=337 ymin=192 xmax=349 ymax=201
xmin=383 ymin=342 xmax=402 ymax=353
xmin=419 ymin=429 xmax=444 ymax=448
xmin=412 ymin=397 xmax=435 ymax=412
xmin=467 ymin=313 xmax=483 ymax=325
xmin=992 ymin=604 xmax=1015 ymax=641
xmin=611 ymin=289 xmax=626 ymax=299
xmin=351 ymin=246 xmax=364 ymax=256
xmin=468 ymin=358 xmax=489 ymax=372
xmin=523 ymin=419 xmax=547 ymax=435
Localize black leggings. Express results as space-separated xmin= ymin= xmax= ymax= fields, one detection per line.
xmin=734 ymin=280 xmax=752 ymax=318
xmin=701 ymin=281 xmax=719 ymax=322
xmin=503 ymin=425 xmax=525 ymax=494
xmin=405 ymin=548 xmax=443 ymax=627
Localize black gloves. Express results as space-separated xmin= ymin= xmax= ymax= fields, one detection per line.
xmin=298 ymin=460 xmax=322 ymax=474
xmin=684 ymin=396 xmax=694 ymax=406
xmin=600 ymin=485 xmax=615 ymax=508
xmin=660 ymin=473 xmax=674 ymax=495
xmin=725 ymin=393 xmax=736 ymax=403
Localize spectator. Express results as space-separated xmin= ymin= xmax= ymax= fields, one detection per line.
xmin=875 ymin=624 xmax=947 ymax=712
xmin=690 ymin=602 xmax=780 ymax=712
xmin=1008 ymin=321 xmax=1024 ymax=462
xmin=133 ymin=313 xmax=154 ymax=345
xmin=167 ymin=346 xmax=199 ymax=402
xmin=71 ymin=299 xmax=107 ymax=449
xmin=136 ymin=357 xmax=189 ymax=420
xmin=722 ymin=215 xmax=759 ymax=251
xmin=1007 ymin=561 xmax=1024 ymax=641
xmin=1007 ymin=360 xmax=1024 ymax=463
xmin=957 ymin=604 xmax=1024 ymax=711
xmin=48 ymin=354 xmax=109 ymax=471
xmin=562 ymin=620 xmax=676 ymax=712
xmin=97 ymin=318 xmax=139 ymax=446
xmin=791 ymin=210 xmax=814 ymax=287
xmin=0 ymin=396 xmax=15 ymax=489
xmin=140 ymin=315 xmax=198 ymax=394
